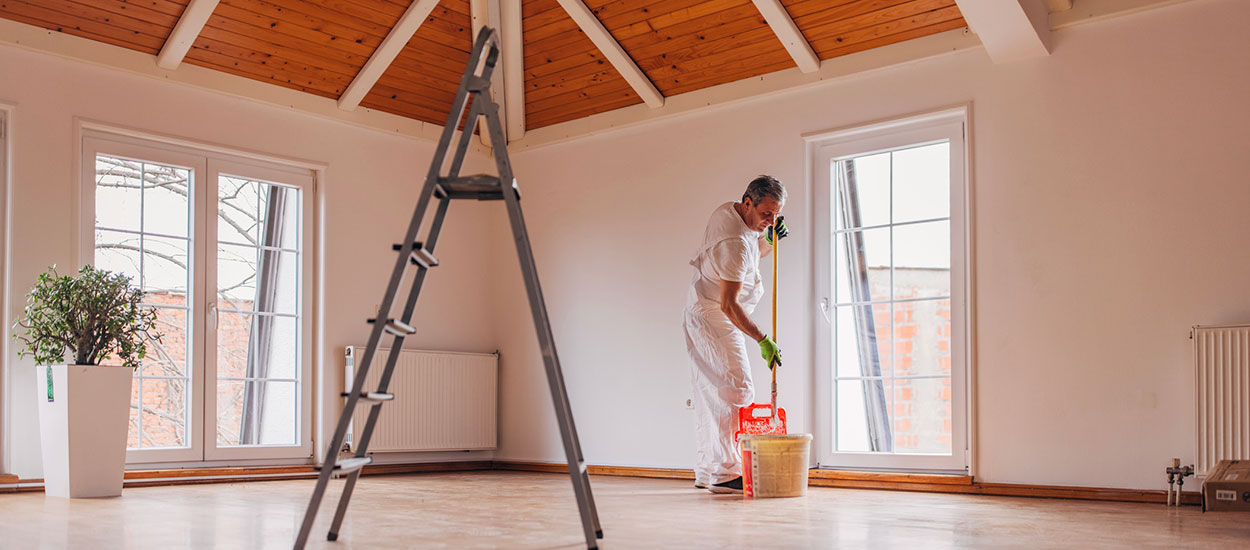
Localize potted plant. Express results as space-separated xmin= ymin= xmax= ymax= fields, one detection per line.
xmin=13 ymin=265 xmax=161 ymax=498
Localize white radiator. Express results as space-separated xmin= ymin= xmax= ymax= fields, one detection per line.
xmin=1194 ymin=325 xmax=1250 ymax=474
xmin=345 ymin=346 xmax=498 ymax=452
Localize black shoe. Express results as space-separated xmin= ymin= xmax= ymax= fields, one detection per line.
xmin=708 ymin=477 xmax=743 ymax=494
xmin=694 ymin=481 xmax=708 ymax=489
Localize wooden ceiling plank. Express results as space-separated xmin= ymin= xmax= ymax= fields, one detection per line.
xmin=338 ymin=0 xmax=442 ymax=111
xmin=647 ymin=35 xmax=791 ymax=83
xmin=554 ymin=0 xmax=663 ymax=108
xmin=808 ymin=5 xmax=964 ymax=54
xmin=363 ymin=85 xmax=460 ymax=121
xmin=158 ymin=0 xmax=220 ymax=69
xmin=209 ymin=2 xmax=400 ymax=58
xmin=109 ymin=0 xmax=192 ymax=19
xmin=86 ymin=0 xmax=184 ymax=28
xmin=1 ymin=0 xmax=167 ymax=51
xmin=659 ymin=47 xmax=795 ymax=95
xmin=527 ymin=92 xmax=642 ymax=129
xmin=750 ymin=0 xmax=819 ymax=72
xmin=201 ymin=14 xmax=371 ymax=69
xmin=525 ymin=50 xmax=605 ymax=80
xmin=183 ymin=42 xmax=341 ymax=97
xmin=191 ymin=33 xmax=358 ymax=84
xmin=616 ymin=2 xmax=759 ymax=47
xmin=526 ymin=66 xmax=625 ymax=102
xmin=794 ymin=0 xmax=931 ymax=35
xmin=784 ymin=0 xmax=884 ymax=20
xmin=526 ymin=80 xmax=636 ymax=119
xmin=799 ymin=0 xmax=955 ymax=44
xmin=811 ymin=15 xmax=966 ymax=57
xmin=275 ymin=0 xmax=463 ymax=45
xmin=527 ymin=55 xmax=614 ymax=89
xmin=953 ymin=0 xmax=1049 ymax=63
xmin=632 ymin=18 xmax=776 ymax=71
xmin=16 ymin=0 xmax=175 ymax=41
xmin=0 ymin=3 xmax=162 ymax=54
xmin=526 ymin=86 xmax=639 ymax=121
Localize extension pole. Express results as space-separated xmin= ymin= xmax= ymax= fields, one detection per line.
xmin=770 ymin=224 xmax=779 ymax=425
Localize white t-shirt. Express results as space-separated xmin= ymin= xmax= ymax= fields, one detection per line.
xmin=686 ymin=202 xmax=763 ymax=315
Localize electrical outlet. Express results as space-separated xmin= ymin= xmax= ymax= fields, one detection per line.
xmin=685 ymin=398 xmax=694 ymax=409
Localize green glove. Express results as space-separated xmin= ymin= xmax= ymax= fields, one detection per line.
xmin=758 ymin=335 xmax=782 ymax=369
xmin=765 ymin=216 xmax=789 ymax=245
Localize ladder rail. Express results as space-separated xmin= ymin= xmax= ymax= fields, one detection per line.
xmin=483 ymin=99 xmax=603 ymax=546
xmin=325 ymin=196 xmax=452 ymax=538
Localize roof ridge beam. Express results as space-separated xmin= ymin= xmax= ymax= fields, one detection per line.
xmin=955 ymin=0 xmax=1052 ymax=63
xmin=156 ymin=0 xmax=220 ymax=70
xmin=338 ymin=0 xmax=442 ymax=111
xmin=751 ymin=0 xmax=820 ymax=73
xmin=555 ymin=0 xmax=664 ymax=108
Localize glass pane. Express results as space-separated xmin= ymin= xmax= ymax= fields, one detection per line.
xmin=261 ymin=315 xmax=298 ymax=380
xmin=891 ymin=377 xmax=952 ymax=455
xmin=142 ymin=307 xmax=187 ymax=377
xmin=217 ymin=243 xmax=258 ymax=311
xmin=218 ymin=176 xmax=262 ymax=246
xmin=94 ymin=229 xmax=142 ymax=285
xmin=143 ymin=163 xmax=190 ymax=237
xmin=127 ymin=381 xmax=141 ymax=448
xmin=217 ymin=380 xmax=297 ymax=446
xmin=892 ymin=142 xmax=949 ymax=224
xmin=95 ymin=155 xmax=142 ymax=232
xmin=893 ymin=221 xmax=950 ymax=299
xmin=834 ymin=153 xmax=890 ymax=229
xmin=216 ymin=380 xmax=244 ymax=446
xmin=142 ymin=235 xmax=189 ymax=306
xmin=258 ymin=183 xmax=300 ymax=250
xmin=837 ymin=378 xmax=891 ymax=453
xmin=138 ymin=377 xmax=187 ymax=448
xmin=217 ymin=311 xmax=252 ymax=379
xmin=218 ymin=243 xmax=298 ymax=314
xmin=834 ymin=227 xmax=889 ymax=304
xmin=895 ymin=299 xmax=952 ymax=378
xmin=835 ymin=304 xmax=890 ymax=378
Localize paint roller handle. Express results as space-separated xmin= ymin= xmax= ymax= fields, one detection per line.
xmin=765 ymin=216 xmax=788 ymax=245
xmin=758 ymin=335 xmax=782 ymax=370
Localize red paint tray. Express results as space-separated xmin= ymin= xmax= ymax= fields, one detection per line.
xmin=735 ymin=403 xmax=787 ymax=445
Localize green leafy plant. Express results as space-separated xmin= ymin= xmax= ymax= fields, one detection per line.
xmin=13 ymin=265 xmax=162 ymax=369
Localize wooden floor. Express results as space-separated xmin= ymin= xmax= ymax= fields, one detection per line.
xmin=1 ymin=471 xmax=1247 ymax=548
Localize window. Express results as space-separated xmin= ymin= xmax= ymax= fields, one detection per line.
xmin=81 ymin=130 xmax=314 ymax=463
xmin=809 ymin=108 xmax=969 ymax=472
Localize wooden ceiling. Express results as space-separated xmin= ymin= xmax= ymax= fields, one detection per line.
xmin=0 ymin=0 xmax=965 ymax=131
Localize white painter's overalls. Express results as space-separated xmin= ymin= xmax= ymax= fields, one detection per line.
xmin=683 ymin=202 xmax=763 ymax=486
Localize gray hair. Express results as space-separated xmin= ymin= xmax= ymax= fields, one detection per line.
xmin=742 ymin=175 xmax=786 ymax=205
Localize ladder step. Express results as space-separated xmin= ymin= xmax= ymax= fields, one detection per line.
xmin=391 ymin=242 xmax=439 ymax=268
xmin=315 ymin=456 xmax=373 ymax=473
xmin=367 ymin=318 xmax=417 ymax=336
xmin=435 ymin=175 xmax=506 ymax=201
xmin=340 ymin=391 xmax=395 ymax=404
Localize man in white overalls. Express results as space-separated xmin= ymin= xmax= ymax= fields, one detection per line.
xmin=684 ymin=176 xmax=788 ymax=494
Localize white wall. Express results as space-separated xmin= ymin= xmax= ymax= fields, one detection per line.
xmin=494 ymin=0 xmax=1250 ymax=490
xmin=0 ymin=44 xmax=497 ymax=478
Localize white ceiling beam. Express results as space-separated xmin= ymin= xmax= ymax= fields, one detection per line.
xmin=156 ymin=0 xmax=220 ymax=70
xmin=750 ymin=0 xmax=820 ymax=73
xmin=555 ymin=0 xmax=664 ymax=108
xmin=954 ymin=0 xmax=1052 ymax=63
xmin=338 ymin=0 xmax=441 ymax=111
xmin=501 ymin=0 xmax=525 ymax=140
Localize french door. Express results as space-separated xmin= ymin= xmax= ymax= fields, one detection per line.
xmin=810 ymin=109 xmax=969 ymax=472
xmin=81 ymin=131 xmax=313 ymax=464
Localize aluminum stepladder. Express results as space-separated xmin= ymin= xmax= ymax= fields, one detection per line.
xmin=293 ymin=28 xmax=602 ymax=550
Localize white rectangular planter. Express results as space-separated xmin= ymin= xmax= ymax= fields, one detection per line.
xmin=37 ymin=364 xmax=133 ymax=498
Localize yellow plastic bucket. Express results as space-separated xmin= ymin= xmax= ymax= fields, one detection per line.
xmin=740 ymin=433 xmax=812 ymax=498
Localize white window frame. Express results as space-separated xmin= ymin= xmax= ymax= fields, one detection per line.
xmin=79 ymin=128 xmax=315 ymax=464
xmin=808 ymin=106 xmax=972 ymax=472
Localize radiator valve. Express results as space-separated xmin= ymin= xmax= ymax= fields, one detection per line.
xmin=1165 ymin=458 xmax=1194 ymax=506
